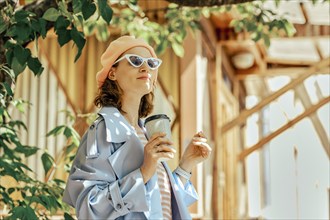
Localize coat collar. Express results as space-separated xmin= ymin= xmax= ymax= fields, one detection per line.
xmin=98 ymin=107 xmax=136 ymax=143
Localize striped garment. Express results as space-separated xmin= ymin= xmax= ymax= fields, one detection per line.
xmin=136 ymin=127 xmax=172 ymax=220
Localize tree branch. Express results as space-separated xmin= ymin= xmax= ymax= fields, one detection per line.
xmin=166 ymin=0 xmax=257 ymax=7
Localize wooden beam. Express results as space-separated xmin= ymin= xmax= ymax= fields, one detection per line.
xmin=238 ymin=96 xmax=330 ymax=160
xmin=236 ymin=66 xmax=330 ymax=80
xmin=221 ymin=58 xmax=330 ymax=134
xmin=295 ymin=84 xmax=330 ymax=159
xmin=236 ymin=67 xmax=308 ymax=80
xmin=265 ymin=57 xmax=319 ymax=66
xmin=221 ymin=46 xmax=236 ymax=82
xmin=200 ymin=17 xmax=217 ymax=59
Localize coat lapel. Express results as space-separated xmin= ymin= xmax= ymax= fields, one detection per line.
xmin=99 ymin=107 xmax=145 ymax=179
xmin=98 ymin=107 xmax=133 ymax=143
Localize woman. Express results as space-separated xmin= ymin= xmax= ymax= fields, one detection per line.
xmin=63 ymin=36 xmax=212 ymax=219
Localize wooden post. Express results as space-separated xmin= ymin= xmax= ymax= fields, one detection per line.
xmin=208 ymin=43 xmax=223 ymax=220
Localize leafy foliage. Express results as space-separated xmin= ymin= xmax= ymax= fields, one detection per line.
xmin=0 ymin=0 xmax=303 ymax=79
xmin=0 ymin=67 xmax=78 ymax=219
xmin=229 ymin=1 xmax=297 ymax=47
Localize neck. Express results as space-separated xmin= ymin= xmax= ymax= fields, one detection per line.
xmin=121 ymin=93 xmax=142 ymax=127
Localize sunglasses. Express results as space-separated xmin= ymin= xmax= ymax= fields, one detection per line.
xmin=113 ymin=54 xmax=162 ymax=70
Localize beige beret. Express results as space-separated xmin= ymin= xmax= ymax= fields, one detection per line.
xmin=96 ymin=36 xmax=157 ymax=88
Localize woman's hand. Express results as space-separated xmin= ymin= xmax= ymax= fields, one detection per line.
xmin=179 ymin=131 xmax=212 ymax=173
xmin=140 ymin=132 xmax=175 ymax=184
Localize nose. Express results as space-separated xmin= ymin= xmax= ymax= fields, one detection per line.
xmin=139 ymin=61 xmax=150 ymax=72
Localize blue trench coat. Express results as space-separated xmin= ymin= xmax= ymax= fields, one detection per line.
xmin=63 ymin=107 xmax=198 ymax=219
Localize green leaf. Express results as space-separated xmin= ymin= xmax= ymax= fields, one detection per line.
xmin=17 ymin=23 xmax=32 ymax=42
xmin=0 ymin=16 xmax=8 ymax=35
xmin=65 ymin=143 xmax=77 ymax=155
xmin=31 ymin=19 xmax=41 ymax=33
xmin=7 ymin=23 xmax=31 ymax=42
xmin=13 ymin=161 xmax=33 ymax=172
xmin=14 ymin=46 xmax=31 ymax=65
xmin=95 ymin=22 xmax=110 ymax=41
xmin=82 ymin=0 xmax=97 ymax=20
xmin=26 ymin=195 xmax=42 ymax=206
xmin=38 ymin=18 xmax=47 ymax=38
xmin=155 ymin=39 xmax=168 ymax=55
xmin=15 ymin=145 xmax=39 ymax=157
xmin=55 ymin=16 xmax=71 ymax=30
xmin=0 ymin=160 xmax=18 ymax=180
xmin=73 ymin=0 xmax=83 ymax=14
xmin=27 ymin=57 xmax=44 ymax=76
xmin=2 ymin=82 xmax=13 ymax=97
xmin=41 ymin=152 xmax=55 ymax=175
xmin=5 ymin=49 xmax=14 ymax=66
xmin=283 ymin=20 xmax=296 ymax=37
xmin=10 ymin=206 xmax=35 ymax=220
xmin=39 ymin=195 xmax=51 ymax=208
xmin=14 ymin=10 xmax=32 ymax=22
xmin=171 ymin=42 xmax=184 ymax=57
xmin=63 ymin=127 xmax=72 ymax=138
xmin=70 ymin=27 xmax=86 ymax=62
xmin=9 ymin=119 xmax=27 ymax=131
xmin=84 ymin=21 xmax=97 ymax=35
xmin=56 ymin=29 xmax=72 ymax=46
xmin=47 ymin=125 xmax=65 ymax=137
xmin=7 ymin=188 xmax=15 ymax=195
xmin=98 ymin=0 xmax=113 ymax=24
xmin=58 ymin=1 xmax=70 ymax=17
xmin=262 ymin=34 xmax=271 ymax=47
xmin=64 ymin=212 xmax=75 ymax=220
xmin=76 ymin=14 xmax=84 ymax=27
xmin=11 ymin=57 xmax=26 ymax=76
xmin=1 ymin=191 xmax=13 ymax=206
xmin=43 ymin=8 xmax=61 ymax=22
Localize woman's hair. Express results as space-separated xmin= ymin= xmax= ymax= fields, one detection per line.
xmin=94 ymin=77 xmax=154 ymax=118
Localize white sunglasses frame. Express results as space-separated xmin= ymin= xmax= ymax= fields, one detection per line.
xmin=113 ymin=54 xmax=162 ymax=70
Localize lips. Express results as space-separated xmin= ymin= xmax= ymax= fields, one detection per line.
xmin=137 ymin=74 xmax=151 ymax=80
xmin=137 ymin=76 xmax=150 ymax=80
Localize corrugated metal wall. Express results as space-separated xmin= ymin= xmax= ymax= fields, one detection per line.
xmin=10 ymin=35 xmax=111 ymax=181
xmin=12 ymin=49 xmax=73 ymax=181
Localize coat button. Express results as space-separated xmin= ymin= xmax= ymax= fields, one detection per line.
xmin=90 ymin=124 xmax=95 ymax=129
xmin=116 ymin=204 xmax=122 ymax=210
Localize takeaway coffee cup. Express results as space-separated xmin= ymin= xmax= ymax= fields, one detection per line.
xmin=144 ymin=114 xmax=173 ymax=161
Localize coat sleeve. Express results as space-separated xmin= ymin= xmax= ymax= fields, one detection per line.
xmin=62 ymin=119 xmax=149 ymax=219
xmin=172 ymin=172 xmax=199 ymax=207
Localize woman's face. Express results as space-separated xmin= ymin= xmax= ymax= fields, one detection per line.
xmin=110 ymin=47 xmax=158 ymax=97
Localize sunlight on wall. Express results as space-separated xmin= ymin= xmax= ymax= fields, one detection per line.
xmin=246 ymin=74 xmax=330 ymax=219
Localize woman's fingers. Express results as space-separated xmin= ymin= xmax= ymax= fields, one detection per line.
xmin=156 ymin=151 xmax=175 ymax=160
xmin=146 ymin=133 xmax=173 ymax=149
xmin=194 ymin=131 xmax=206 ymax=138
xmin=193 ymin=141 xmax=212 ymax=151
xmin=154 ymin=144 xmax=176 ymax=153
xmin=192 ymin=139 xmax=212 ymax=158
xmin=144 ymin=132 xmax=175 ymax=161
